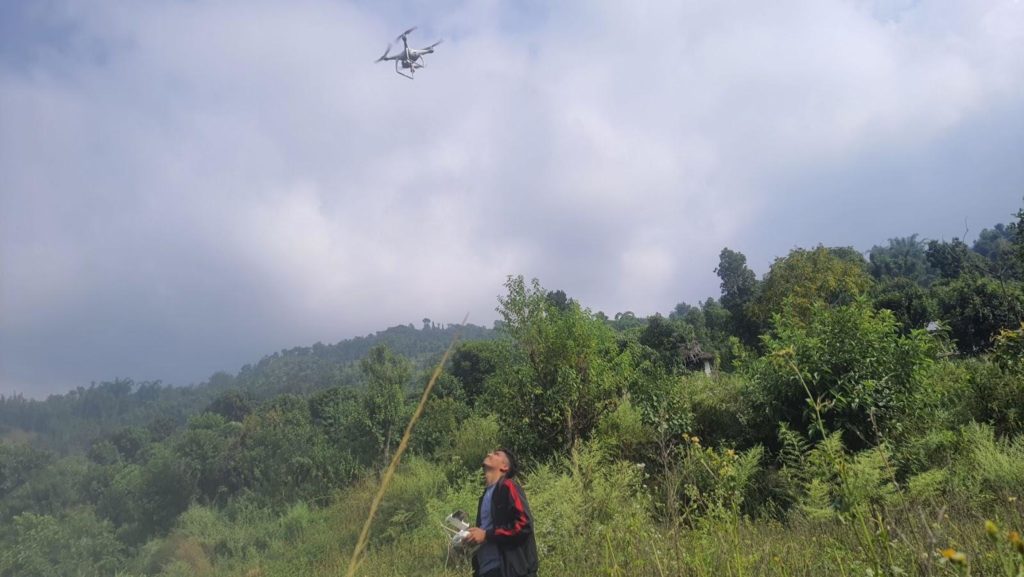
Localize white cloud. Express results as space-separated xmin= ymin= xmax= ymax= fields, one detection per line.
xmin=1 ymin=0 xmax=1022 ymax=394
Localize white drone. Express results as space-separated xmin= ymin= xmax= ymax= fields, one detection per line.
xmin=375 ymin=27 xmax=443 ymax=79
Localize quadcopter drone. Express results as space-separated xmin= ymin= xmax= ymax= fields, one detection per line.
xmin=375 ymin=27 xmax=442 ymax=79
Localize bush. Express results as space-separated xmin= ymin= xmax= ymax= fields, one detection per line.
xmin=954 ymin=423 xmax=1024 ymax=505
xmin=962 ymin=345 xmax=1024 ymax=437
xmin=447 ymin=414 xmax=500 ymax=473
xmin=746 ymin=299 xmax=938 ymax=449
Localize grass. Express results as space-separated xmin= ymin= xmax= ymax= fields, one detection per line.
xmin=131 ymin=451 xmax=1022 ymax=577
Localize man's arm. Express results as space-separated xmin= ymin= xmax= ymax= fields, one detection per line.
xmin=485 ymin=479 xmax=532 ymax=545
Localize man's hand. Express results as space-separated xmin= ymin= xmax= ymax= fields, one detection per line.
xmin=466 ymin=527 xmax=486 ymax=544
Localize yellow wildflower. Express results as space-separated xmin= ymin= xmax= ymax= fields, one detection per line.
xmin=986 ymin=520 xmax=999 ymax=541
xmin=1009 ymin=531 xmax=1023 ymax=555
xmin=939 ymin=548 xmax=967 ymax=565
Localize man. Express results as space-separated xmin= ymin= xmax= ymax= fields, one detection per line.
xmin=465 ymin=449 xmax=538 ymax=577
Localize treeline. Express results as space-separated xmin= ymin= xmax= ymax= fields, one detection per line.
xmin=0 ymin=323 xmax=494 ymax=453
xmin=1 ymin=208 xmax=1022 ymax=577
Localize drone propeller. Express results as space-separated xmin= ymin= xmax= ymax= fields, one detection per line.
xmin=395 ymin=26 xmax=417 ymax=42
xmin=375 ymin=43 xmax=392 ymax=62
xmin=425 ymin=38 xmax=443 ymax=50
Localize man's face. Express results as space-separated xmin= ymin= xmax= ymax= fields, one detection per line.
xmin=482 ymin=450 xmax=508 ymax=486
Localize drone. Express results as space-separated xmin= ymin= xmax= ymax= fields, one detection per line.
xmin=375 ymin=27 xmax=443 ymax=79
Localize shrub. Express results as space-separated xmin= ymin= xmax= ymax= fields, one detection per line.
xmin=954 ymin=423 xmax=1024 ymax=505
xmin=747 ymin=299 xmax=938 ymax=449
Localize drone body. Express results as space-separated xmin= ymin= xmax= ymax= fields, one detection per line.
xmin=375 ymin=27 xmax=442 ymax=79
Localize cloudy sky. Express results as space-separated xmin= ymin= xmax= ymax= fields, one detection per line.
xmin=2 ymin=0 xmax=1023 ymax=397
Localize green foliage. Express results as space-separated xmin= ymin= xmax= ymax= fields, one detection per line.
xmin=489 ymin=276 xmax=632 ymax=457
xmin=448 ymin=339 xmax=508 ymax=407
xmin=750 ymin=245 xmax=873 ymax=327
xmin=232 ymin=323 xmax=495 ymax=400
xmin=594 ymin=397 xmax=654 ymax=462
xmin=373 ymin=458 xmax=448 ymax=543
xmin=992 ymin=322 xmax=1024 ymax=370
xmin=520 ymin=443 xmax=661 ymax=576
xmin=0 ymin=456 xmax=90 ymax=521
xmin=409 ymin=396 xmax=471 ymax=458
xmin=448 ymin=414 xmax=501 ymax=472
xmin=5 ymin=215 xmax=1024 ymax=577
xmin=868 ymin=234 xmax=937 ymax=285
xmin=0 ymin=443 xmax=52 ymax=500
xmin=937 ymin=274 xmax=1024 ymax=352
xmin=871 ymin=277 xmax=938 ymax=332
xmin=674 ymin=438 xmax=764 ymax=519
xmin=176 ymin=413 xmax=241 ymax=504
xmin=960 ymin=356 xmax=1024 ymax=437
xmin=973 ymin=223 xmax=1024 ymax=281
xmin=716 ymin=247 xmax=761 ymax=344
xmin=624 ymin=356 xmax=693 ymax=444
xmin=359 ymin=344 xmax=411 ymax=469
xmin=933 ymin=275 xmax=1024 ymax=353
xmin=749 ymin=299 xmax=938 ymax=447
xmin=0 ymin=379 xmax=198 ymax=455
xmin=231 ymin=395 xmax=357 ymax=510
xmin=906 ymin=468 xmax=948 ymax=501
xmin=0 ymin=507 xmax=124 ymax=577
xmin=670 ymin=298 xmax=734 ymax=365
xmin=135 ymin=444 xmax=196 ymax=540
xmin=638 ymin=314 xmax=690 ymax=373
xmin=927 ymin=238 xmax=989 ymax=280
xmin=678 ymin=372 xmax=757 ymax=448
xmin=204 ymin=389 xmax=253 ymax=423
xmin=954 ymin=423 xmax=1024 ymax=506
xmin=1015 ymin=203 xmax=1024 ymax=268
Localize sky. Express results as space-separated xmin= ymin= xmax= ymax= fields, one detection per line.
xmin=2 ymin=0 xmax=1023 ymax=397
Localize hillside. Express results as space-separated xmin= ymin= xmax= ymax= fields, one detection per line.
xmin=1 ymin=213 xmax=1022 ymax=577
xmin=0 ymin=322 xmax=495 ymax=453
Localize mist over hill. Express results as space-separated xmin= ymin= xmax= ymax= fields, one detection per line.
xmin=0 ymin=322 xmax=494 ymax=453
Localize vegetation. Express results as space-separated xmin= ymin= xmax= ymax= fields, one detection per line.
xmin=1 ymin=208 xmax=1023 ymax=577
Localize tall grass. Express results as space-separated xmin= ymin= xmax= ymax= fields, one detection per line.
xmin=123 ymin=437 xmax=1022 ymax=577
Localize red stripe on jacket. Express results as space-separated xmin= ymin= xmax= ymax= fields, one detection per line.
xmin=493 ymin=478 xmax=529 ymax=538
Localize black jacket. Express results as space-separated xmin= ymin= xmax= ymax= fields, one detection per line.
xmin=473 ymin=477 xmax=538 ymax=577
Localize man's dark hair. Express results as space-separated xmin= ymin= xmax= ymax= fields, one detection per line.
xmin=498 ymin=447 xmax=518 ymax=478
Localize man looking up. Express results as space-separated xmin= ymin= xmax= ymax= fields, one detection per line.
xmin=465 ymin=449 xmax=538 ymax=577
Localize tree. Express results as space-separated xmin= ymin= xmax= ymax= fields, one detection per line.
xmin=868 ymin=234 xmax=936 ymax=285
xmin=638 ymin=314 xmax=690 ymax=373
xmin=0 ymin=507 xmax=124 ymax=577
xmin=750 ymin=245 xmax=873 ymax=327
xmin=176 ymin=413 xmax=239 ymax=504
xmin=449 ymin=340 xmax=507 ymax=407
xmin=489 ymin=276 xmax=630 ymax=456
xmin=546 ymin=289 xmax=572 ymax=312
xmin=610 ymin=311 xmax=645 ymax=331
xmin=0 ymin=444 xmax=52 ymax=500
xmin=749 ymin=299 xmax=938 ymax=448
xmin=1014 ymin=204 xmax=1024 ymax=269
xmin=359 ymin=344 xmax=410 ymax=470
xmin=926 ymin=238 xmax=987 ymax=280
xmin=206 ymin=389 xmax=253 ymax=423
xmin=669 ymin=298 xmax=733 ymax=364
xmin=870 ymin=277 xmax=937 ymax=333
xmin=108 ymin=426 xmax=150 ymax=463
xmin=973 ymin=224 xmax=1023 ymax=281
xmin=715 ymin=248 xmax=761 ymax=344
xmin=932 ymin=276 xmax=1024 ymax=353
xmin=233 ymin=395 xmax=355 ymax=506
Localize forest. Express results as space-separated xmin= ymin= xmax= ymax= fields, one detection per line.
xmin=1 ymin=207 xmax=1023 ymax=577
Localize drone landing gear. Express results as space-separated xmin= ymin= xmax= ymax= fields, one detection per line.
xmin=394 ymin=60 xmax=414 ymax=79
